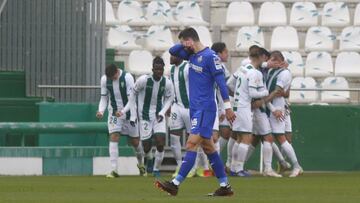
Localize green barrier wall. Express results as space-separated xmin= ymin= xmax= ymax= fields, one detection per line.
xmin=2 ymin=102 xmax=360 ymax=171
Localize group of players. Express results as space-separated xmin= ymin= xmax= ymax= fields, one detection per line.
xmin=96 ymin=28 xmax=303 ymax=183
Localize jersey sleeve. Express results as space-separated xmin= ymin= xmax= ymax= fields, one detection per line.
xmin=169 ymin=44 xmax=190 ymax=60
xmin=133 ymin=75 xmax=147 ymax=94
xmin=226 ymin=72 xmax=238 ymax=93
xmin=276 ymin=70 xmax=292 ymax=89
xmin=125 ymin=73 xmax=135 ymax=96
xmin=158 ymin=79 xmax=175 ymax=116
xmin=100 ymin=75 xmax=108 ymax=96
xmin=247 ymin=70 xmax=263 ymax=89
xmin=98 ymin=75 xmax=108 ymax=113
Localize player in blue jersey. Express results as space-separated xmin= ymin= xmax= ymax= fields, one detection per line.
xmin=155 ymin=28 xmax=236 ymax=196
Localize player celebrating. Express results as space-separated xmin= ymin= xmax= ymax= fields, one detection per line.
xmin=122 ymin=57 xmax=174 ymax=177
xmin=257 ymin=51 xmax=303 ymax=177
xmin=96 ymin=64 xmax=145 ymax=178
xmin=227 ymin=47 xmax=269 ymax=177
xmin=168 ymin=54 xmax=191 ymax=177
xmin=211 ymin=42 xmax=232 ymax=154
xmin=155 ymin=27 xmax=236 ymax=196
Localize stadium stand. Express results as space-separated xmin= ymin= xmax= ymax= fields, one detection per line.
xmin=271 ymin=26 xmax=299 ymax=51
xmin=225 ymin=1 xmax=255 ymax=27
xmin=282 ymin=51 xmax=304 ymax=77
xmin=107 ymin=26 xmax=142 ymax=50
xmin=289 ymin=77 xmax=318 ymax=103
xmin=354 ymin=3 xmax=360 ymax=26
xmin=144 ymin=25 xmax=174 ymax=51
xmin=305 ymin=26 xmax=335 ymax=52
xmin=305 ymin=51 xmax=333 ymax=77
xmin=128 ymin=50 xmax=153 ymax=75
xmin=320 ymin=77 xmax=350 ymax=103
xmin=258 ymin=2 xmax=287 ymax=27
xmin=290 ymin=2 xmax=318 ymax=27
xmin=339 ymin=26 xmax=360 ymax=51
xmin=106 ymin=0 xmax=120 ymax=26
xmin=174 ymin=1 xmax=208 ymax=26
xmin=116 ymin=0 xmax=150 ymax=26
xmin=335 ymin=52 xmax=360 ymax=77
xmin=235 ymin=26 xmax=264 ymax=52
xmin=191 ymin=25 xmax=212 ymax=47
xmin=321 ymin=2 xmax=350 ymax=27
xmin=146 ymin=1 xmax=178 ymax=26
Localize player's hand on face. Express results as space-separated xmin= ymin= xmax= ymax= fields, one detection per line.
xmin=225 ymin=109 xmax=236 ymax=124
xmin=280 ymin=61 xmax=289 ymax=68
xmin=115 ymin=111 xmax=123 ymax=118
xmin=219 ymin=114 xmax=226 ymax=122
xmin=96 ymin=111 xmax=103 ymax=119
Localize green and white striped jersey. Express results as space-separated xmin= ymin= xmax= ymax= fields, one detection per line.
xmin=170 ymin=61 xmax=190 ymax=109
xmin=266 ymin=68 xmax=292 ymax=109
xmin=98 ymin=70 xmax=134 ymax=119
xmin=133 ymin=74 xmax=174 ymax=121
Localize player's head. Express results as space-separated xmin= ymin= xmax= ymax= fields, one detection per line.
xmin=152 ymin=56 xmax=165 ymax=81
xmin=249 ymin=46 xmax=262 ymax=68
xmin=211 ymin=42 xmax=228 ymax=62
xmin=249 ymin=45 xmax=261 ymax=53
xmin=178 ymin=27 xmax=200 ymax=53
xmin=259 ymin=48 xmax=270 ymax=62
xmin=170 ymin=54 xmax=183 ymax=66
xmin=269 ymin=51 xmax=285 ymax=65
xmin=105 ymin=64 xmax=120 ymax=80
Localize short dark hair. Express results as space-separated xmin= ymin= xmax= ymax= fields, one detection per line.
xmin=211 ymin=42 xmax=227 ymax=54
xmin=259 ymin=48 xmax=270 ymax=58
xmin=105 ymin=64 xmax=118 ymax=78
xmin=153 ymin=56 xmax=165 ymax=67
xmin=248 ymin=45 xmax=261 ymax=58
xmin=178 ymin=27 xmax=200 ymax=41
xmin=270 ymin=51 xmax=285 ymax=61
xmin=249 ymin=45 xmax=261 ymax=53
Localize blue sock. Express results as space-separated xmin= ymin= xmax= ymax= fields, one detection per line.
xmin=173 ymin=151 xmax=197 ymax=185
xmin=207 ymin=151 xmax=228 ymax=186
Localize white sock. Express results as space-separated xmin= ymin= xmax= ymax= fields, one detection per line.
xmin=263 ymin=141 xmax=273 ymax=171
xmin=170 ymin=134 xmax=182 ymax=167
xmin=237 ymin=143 xmax=249 ymax=172
xmin=230 ymin=142 xmax=240 ymax=172
xmin=198 ymin=147 xmax=209 ymax=170
xmin=219 ymin=136 xmax=228 ymax=153
xmin=272 ymin=142 xmax=285 ymax=162
xmin=226 ymin=137 xmax=236 ymax=167
xmin=281 ymin=141 xmax=300 ymax=169
xmin=153 ymin=150 xmax=164 ymax=171
xmin=245 ymin=144 xmax=256 ymax=161
xmin=214 ymin=141 xmax=220 ymax=154
xmin=109 ymin=141 xmax=119 ymax=172
xmin=134 ymin=143 xmax=144 ymax=165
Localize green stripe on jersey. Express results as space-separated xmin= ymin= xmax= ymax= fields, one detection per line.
xmin=142 ymin=77 xmax=154 ymax=121
xmin=106 ymin=78 xmax=117 ymax=115
xmin=178 ymin=63 xmax=189 ymax=108
xmin=266 ymin=69 xmax=284 ymax=93
xmin=119 ymin=71 xmax=130 ymax=120
xmin=156 ymin=77 xmax=166 ymax=115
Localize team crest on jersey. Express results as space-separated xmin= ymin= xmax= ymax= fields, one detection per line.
xmin=197 ymin=56 xmax=203 ymax=63
xmin=191 ymin=118 xmax=198 ymax=129
xmin=214 ymin=55 xmax=222 ymax=70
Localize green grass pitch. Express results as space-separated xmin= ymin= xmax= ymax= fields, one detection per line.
xmin=0 ymin=173 xmax=360 ymax=203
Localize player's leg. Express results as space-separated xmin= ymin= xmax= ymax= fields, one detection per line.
xmin=169 ymin=105 xmax=185 ymax=174
xmin=230 ymin=107 xmax=253 ymax=176
xmin=271 ymin=115 xmax=302 ymax=177
xmin=139 ymin=120 xmax=154 ymax=175
xmin=152 ymin=119 xmax=167 ymax=177
xmin=225 ymin=133 xmax=236 ymax=171
xmin=246 ymin=135 xmax=259 ymax=161
xmin=219 ymin=125 xmax=231 ymax=152
xmin=106 ymin=115 xmax=123 ymax=178
xmin=108 ymin=132 xmax=120 ymax=178
xmin=262 ymin=134 xmax=282 ymax=177
xmin=123 ymin=120 xmax=145 ymax=176
xmin=212 ymin=114 xmax=220 ymax=153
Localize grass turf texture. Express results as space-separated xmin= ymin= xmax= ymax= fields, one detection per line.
xmin=0 ymin=173 xmax=359 ymax=203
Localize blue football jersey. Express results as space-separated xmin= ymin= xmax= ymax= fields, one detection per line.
xmin=169 ymin=44 xmax=229 ymax=111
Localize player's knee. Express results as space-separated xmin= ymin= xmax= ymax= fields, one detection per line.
xmin=110 ymin=133 xmax=120 ymax=142
xmin=185 ymin=140 xmax=197 ymax=151
xmin=131 ymin=138 xmax=140 ymax=147
xmin=156 ymin=145 xmax=164 ymax=152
